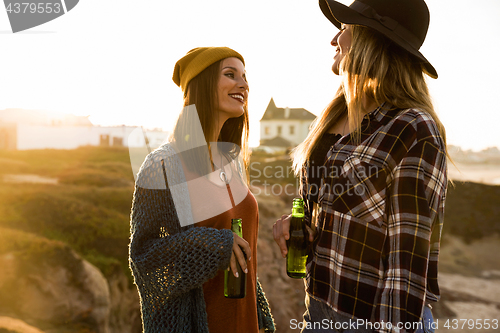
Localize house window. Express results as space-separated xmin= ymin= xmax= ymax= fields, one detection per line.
xmin=290 ymin=125 xmax=295 ymax=135
xmin=277 ymin=126 xmax=282 ymax=135
xmin=265 ymin=127 xmax=270 ymax=135
xmin=100 ymin=134 xmax=110 ymax=146
xmin=113 ymin=137 xmax=124 ymax=146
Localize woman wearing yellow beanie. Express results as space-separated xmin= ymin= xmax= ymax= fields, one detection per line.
xmin=129 ymin=47 xmax=275 ymax=333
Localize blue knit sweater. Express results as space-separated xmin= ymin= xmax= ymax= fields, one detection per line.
xmin=129 ymin=144 xmax=275 ymax=332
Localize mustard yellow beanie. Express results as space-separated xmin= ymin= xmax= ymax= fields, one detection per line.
xmin=172 ymin=47 xmax=245 ymax=92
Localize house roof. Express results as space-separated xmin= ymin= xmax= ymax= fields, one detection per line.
xmin=260 ymin=135 xmax=293 ymax=148
xmin=260 ymin=98 xmax=316 ymax=121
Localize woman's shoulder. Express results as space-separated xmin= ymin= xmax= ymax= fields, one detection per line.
xmin=145 ymin=142 xmax=178 ymax=163
xmin=386 ymin=107 xmax=442 ymax=143
xmin=143 ymin=142 xmax=183 ymax=166
xmin=393 ymin=107 xmax=435 ymax=123
xmin=136 ymin=142 xmax=184 ymax=189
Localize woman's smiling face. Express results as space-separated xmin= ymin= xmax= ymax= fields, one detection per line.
xmin=217 ymin=57 xmax=249 ymax=120
xmin=331 ymin=24 xmax=352 ymax=75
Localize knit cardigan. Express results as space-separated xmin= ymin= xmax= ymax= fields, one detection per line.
xmin=129 ymin=143 xmax=275 ymax=333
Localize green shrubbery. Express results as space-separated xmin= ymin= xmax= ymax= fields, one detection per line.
xmin=0 ymin=146 xmax=498 ymax=284
xmin=0 ymin=147 xmax=134 ymax=280
xmin=443 ymin=181 xmax=500 ymax=243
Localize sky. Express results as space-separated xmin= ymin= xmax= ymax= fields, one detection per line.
xmin=0 ymin=0 xmax=499 ymax=151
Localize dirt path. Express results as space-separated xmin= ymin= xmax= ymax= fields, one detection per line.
xmin=449 ymin=163 xmax=500 ymax=185
xmin=2 ymin=174 xmax=58 ymax=184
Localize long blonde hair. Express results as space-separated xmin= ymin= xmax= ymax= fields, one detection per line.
xmin=292 ymin=25 xmax=447 ymax=175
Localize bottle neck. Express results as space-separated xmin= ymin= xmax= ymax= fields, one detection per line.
xmin=231 ymin=223 xmax=242 ymax=237
xmin=292 ymin=207 xmax=304 ymax=218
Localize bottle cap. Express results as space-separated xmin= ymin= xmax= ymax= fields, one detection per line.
xmin=293 ymin=198 xmax=304 ymax=205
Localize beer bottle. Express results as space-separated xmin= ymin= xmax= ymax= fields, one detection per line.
xmin=224 ymin=218 xmax=247 ymax=298
xmin=286 ymin=198 xmax=308 ymax=278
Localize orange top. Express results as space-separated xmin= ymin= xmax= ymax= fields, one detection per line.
xmin=196 ymin=188 xmax=259 ymax=333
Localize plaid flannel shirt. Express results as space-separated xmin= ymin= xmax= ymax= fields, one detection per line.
xmin=301 ymin=106 xmax=447 ymax=333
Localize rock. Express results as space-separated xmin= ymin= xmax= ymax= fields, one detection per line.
xmin=482 ymin=270 xmax=500 ymax=279
xmin=0 ymin=316 xmax=45 ymax=333
xmin=107 ymin=269 xmax=142 ymax=333
xmin=0 ymin=230 xmax=111 ymax=333
xmin=439 ymin=273 xmax=500 ymax=305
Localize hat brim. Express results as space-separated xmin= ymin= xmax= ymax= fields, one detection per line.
xmin=319 ymin=0 xmax=437 ymax=79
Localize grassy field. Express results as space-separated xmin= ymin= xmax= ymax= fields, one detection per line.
xmin=0 ymin=147 xmax=135 ymax=278
xmin=1 ymin=146 xmax=499 ymax=282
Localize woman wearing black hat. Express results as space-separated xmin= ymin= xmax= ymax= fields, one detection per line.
xmin=273 ymin=0 xmax=448 ymax=332
xmin=129 ymin=47 xmax=274 ymax=333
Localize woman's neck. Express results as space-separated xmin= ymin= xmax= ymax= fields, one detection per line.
xmin=362 ymin=96 xmax=378 ymax=114
xmin=209 ymin=112 xmax=228 ymax=144
xmin=326 ymin=96 xmax=379 ymax=136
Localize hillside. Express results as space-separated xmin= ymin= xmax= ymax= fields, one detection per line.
xmin=0 ymin=147 xmax=498 ymax=332
xmin=442 ymin=181 xmax=500 ymax=242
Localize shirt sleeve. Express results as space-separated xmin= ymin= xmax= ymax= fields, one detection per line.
xmin=374 ymin=136 xmax=447 ymax=333
xmin=129 ymin=152 xmax=234 ymax=301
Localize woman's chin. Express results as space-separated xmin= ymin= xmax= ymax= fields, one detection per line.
xmin=231 ymin=108 xmax=245 ymax=118
xmin=332 ymin=64 xmax=340 ymax=75
xmin=221 ymin=109 xmax=245 ymax=121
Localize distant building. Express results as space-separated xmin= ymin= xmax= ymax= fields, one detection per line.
xmin=259 ymin=98 xmax=316 ymax=151
xmin=482 ymin=146 xmax=500 ymax=156
xmin=0 ymin=108 xmax=93 ymax=127
xmin=0 ymin=108 xmax=168 ymax=150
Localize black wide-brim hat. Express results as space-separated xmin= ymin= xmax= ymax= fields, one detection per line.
xmin=319 ymin=0 xmax=438 ymax=79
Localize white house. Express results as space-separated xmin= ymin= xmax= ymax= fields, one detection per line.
xmin=259 ymin=98 xmax=316 ymax=150
xmin=0 ymin=108 xmax=168 ymax=151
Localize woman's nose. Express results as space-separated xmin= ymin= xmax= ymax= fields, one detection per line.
xmin=240 ymin=78 xmax=249 ymax=91
xmin=331 ymin=31 xmax=341 ymax=46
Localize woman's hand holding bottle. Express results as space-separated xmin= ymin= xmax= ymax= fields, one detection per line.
xmin=229 ymin=233 xmax=251 ymax=277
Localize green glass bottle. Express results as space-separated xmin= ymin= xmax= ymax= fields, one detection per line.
xmin=286 ymin=198 xmax=308 ymax=278
xmin=224 ymin=218 xmax=247 ymax=298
